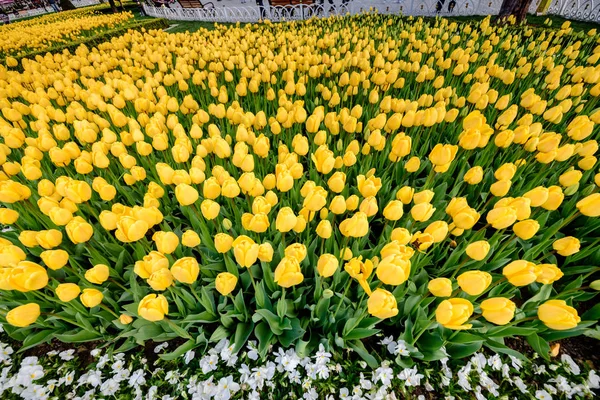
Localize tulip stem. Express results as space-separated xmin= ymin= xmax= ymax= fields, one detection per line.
xmin=100 ymin=304 xmax=119 ymax=319
xmin=412 ymin=320 xmax=434 ymax=344
xmin=334 ymin=279 xmax=352 ymax=318
xmin=247 ymin=268 xmax=258 ymax=293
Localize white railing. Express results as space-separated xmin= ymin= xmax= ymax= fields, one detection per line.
xmin=547 ymin=0 xmax=600 ymax=22
xmin=7 ymin=7 xmax=52 ymax=22
xmin=143 ymin=0 xmax=503 ymax=22
xmin=70 ymin=0 xmax=102 ymax=7
xmin=142 ymin=0 xmax=600 ymax=23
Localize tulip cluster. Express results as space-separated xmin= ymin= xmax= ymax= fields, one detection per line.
xmin=0 ymin=9 xmax=134 ymax=58
xmin=0 ymin=14 xmax=598 ymax=362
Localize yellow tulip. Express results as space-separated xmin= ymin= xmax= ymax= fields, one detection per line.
xmin=6 ymin=303 xmax=40 ymax=327
xmin=435 ymin=298 xmax=473 ymax=330
xmin=274 ymin=256 xmax=304 ymax=288
xmin=56 ymin=283 xmax=81 ymax=302
xmin=171 ymin=257 xmax=200 ymax=284
xmin=367 ymin=288 xmax=398 ymax=319
xmin=215 ymin=272 xmax=238 ymax=296
xmin=457 ymin=270 xmax=492 ymax=296
xmin=481 ymin=297 xmax=516 ymax=325
xmin=138 ymin=293 xmax=169 ymax=322
xmin=428 ymin=278 xmax=452 ymax=297
xmin=538 ymin=300 xmax=580 ymax=330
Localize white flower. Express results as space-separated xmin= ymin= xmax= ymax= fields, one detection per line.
xmin=509 ymin=355 xmax=522 ymax=371
xmin=587 ymin=370 xmax=600 ymax=389
xmin=533 ymin=364 xmax=547 ymax=375
xmin=200 ymin=354 xmax=219 ymax=374
xmin=512 ymin=376 xmax=528 ymax=394
xmin=128 ymin=369 xmax=146 ymax=387
xmin=214 ymin=376 xmax=240 ymax=400
xmin=0 ymin=344 xmax=14 ymax=364
xmin=314 ymin=344 xmax=331 ymax=365
xmin=96 ymin=355 xmax=110 ymax=369
xmin=153 ymin=343 xmax=169 ymax=353
xmin=339 ymin=388 xmax=350 ymax=399
xmin=59 ymin=350 xmax=76 ymax=361
xmin=393 ymin=340 xmax=410 ymax=357
xmin=470 ymin=353 xmax=486 ymax=371
xmin=303 ymin=387 xmax=318 ymax=400
xmin=487 ymin=354 xmax=502 ymax=371
xmin=373 ymin=365 xmax=394 ymax=386
xmin=77 ymin=369 xmax=102 ymax=388
xmin=560 ymin=354 xmax=581 ymax=375
xmin=111 ymin=359 xmax=125 ymax=372
xmin=544 ymin=384 xmax=558 ymax=395
xmin=275 ymin=348 xmax=300 ymax=373
xmin=535 ymin=389 xmax=552 ymax=400
xmin=473 ymin=386 xmax=486 ymax=400
xmin=90 ymin=349 xmax=101 ymax=358
xmin=47 ymin=351 xmax=58 ymax=357
xmin=246 ymin=341 xmax=259 ymax=361
xmin=479 ymin=371 xmax=499 ymax=397
xmin=398 ymin=367 xmax=423 ymax=387
xmin=359 ymin=372 xmax=372 ymax=390
xmin=100 ymin=378 xmax=119 ymax=396
xmin=21 ymin=357 xmax=38 ymax=367
xmin=425 ymin=382 xmax=434 ymax=391
xmin=288 ymin=369 xmax=301 ymax=384
xmin=183 ymin=350 xmax=195 ymax=365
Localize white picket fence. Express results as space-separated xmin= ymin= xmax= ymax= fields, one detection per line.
xmin=70 ymin=0 xmax=102 ymax=7
xmin=142 ymin=0 xmax=600 ymax=23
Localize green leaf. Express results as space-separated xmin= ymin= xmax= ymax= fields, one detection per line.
xmin=344 ymin=328 xmax=380 ymax=341
xmin=200 ymin=286 xmax=216 ymax=315
xmin=348 ymin=340 xmax=378 ymax=368
xmin=484 ymin=339 xmax=526 ymax=360
xmin=279 ymin=318 xmax=305 ymax=347
xmin=131 ymin=324 xmax=164 ymax=341
xmin=487 ymin=325 xmax=538 ymax=337
xmin=55 ymin=330 xmax=103 ymax=343
xmin=159 ymin=339 xmax=197 ymax=361
xmin=233 ymin=322 xmax=254 ymax=353
xmin=522 ymin=284 xmax=552 ymax=310
xmin=209 ymin=326 xmax=229 ymax=343
xmin=526 ymin=333 xmax=550 ymax=360
xmin=276 ymin=297 xmax=288 ymax=319
xmin=252 ymin=309 xmax=282 ymax=335
xmin=255 ymin=322 xmax=274 ymax=359
xmin=19 ymin=329 xmax=55 ymax=353
xmin=445 ymin=341 xmax=483 ymax=359
xmin=582 ymin=303 xmax=600 ymax=321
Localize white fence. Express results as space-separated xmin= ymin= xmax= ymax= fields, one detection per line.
xmin=6 ymin=7 xmax=52 ymax=22
xmin=142 ymin=0 xmax=600 ymax=23
xmin=70 ymin=0 xmax=102 ymax=7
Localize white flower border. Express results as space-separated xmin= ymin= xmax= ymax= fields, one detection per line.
xmin=0 ymin=323 xmax=598 ymax=400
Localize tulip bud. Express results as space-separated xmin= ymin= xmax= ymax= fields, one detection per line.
xmin=457 ymin=270 xmax=492 ymax=296
xmin=215 ymin=272 xmax=238 ymax=296
xmin=552 ymin=236 xmax=580 ymax=256
xmin=368 ymin=288 xmax=398 ymax=319
xmin=538 ymin=300 xmax=580 ymax=330
xmin=481 ymin=297 xmax=516 ymax=325
xmin=6 ymin=303 xmax=40 ymax=327
xmin=428 ymin=278 xmax=452 ymax=297
xmin=85 ymin=264 xmax=110 ymax=285
xmin=317 ymin=254 xmax=339 ymax=278
xmin=513 ymin=219 xmax=540 ymax=240
xmin=80 ymin=288 xmax=104 ymax=308
xmin=503 ymin=260 xmax=539 ymax=286
xmin=435 ymin=298 xmax=473 ymax=330
xmin=56 ymin=283 xmax=81 ymax=302
xmin=138 ymin=293 xmax=169 ymax=322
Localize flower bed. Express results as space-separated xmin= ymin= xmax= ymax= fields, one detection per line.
xmin=0 ymin=13 xmax=599 ymax=375
xmin=0 ymin=328 xmax=598 ymax=399
xmin=0 ymin=9 xmax=135 ymax=58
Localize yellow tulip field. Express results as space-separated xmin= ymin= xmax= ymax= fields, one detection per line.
xmin=0 ymin=9 xmax=134 ymax=58
xmin=0 ymin=13 xmax=599 ymax=364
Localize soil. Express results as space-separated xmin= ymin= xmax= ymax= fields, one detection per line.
xmin=505 ymin=335 xmax=600 ymax=369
